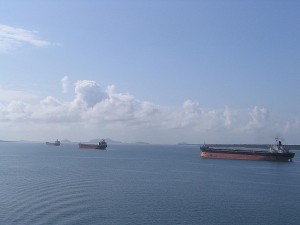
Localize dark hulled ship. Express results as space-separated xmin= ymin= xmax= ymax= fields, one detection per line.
xmin=78 ymin=139 xmax=107 ymax=150
xmin=200 ymin=138 xmax=295 ymax=162
xmin=46 ymin=139 xmax=60 ymax=146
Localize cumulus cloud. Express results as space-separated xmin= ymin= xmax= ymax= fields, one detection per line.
xmin=87 ymin=85 xmax=159 ymax=125
xmin=244 ymin=106 xmax=269 ymax=130
xmin=0 ymin=79 xmax=298 ymax=143
xmin=284 ymin=118 xmax=300 ymax=132
xmin=61 ymin=76 xmax=69 ymax=93
xmin=166 ymin=100 xmax=202 ymax=129
xmin=73 ymin=80 xmax=107 ymax=108
xmin=1 ymin=101 xmax=31 ymax=121
xmin=0 ymin=24 xmax=52 ymax=52
xmin=0 ymin=88 xmax=38 ymax=102
xmin=163 ymin=101 xmax=235 ymax=131
xmin=223 ymin=106 xmax=232 ymax=127
xmin=32 ymin=96 xmax=81 ymax=123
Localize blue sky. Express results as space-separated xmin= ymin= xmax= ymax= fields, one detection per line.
xmin=0 ymin=0 xmax=299 ymax=144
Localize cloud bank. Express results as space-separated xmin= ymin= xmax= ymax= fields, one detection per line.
xmin=0 ymin=24 xmax=52 ymax=52
xmin=0 ymin=88 xmax=38 ymax=102
xmin=0 ymin=79 xmax=298 ymax=144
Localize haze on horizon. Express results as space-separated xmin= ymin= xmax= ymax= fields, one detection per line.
xmin=0 ymin=1 xmax=299 ymax=144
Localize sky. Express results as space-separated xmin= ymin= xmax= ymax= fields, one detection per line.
xmin=0 ymin=0 xmax=299 ymax=144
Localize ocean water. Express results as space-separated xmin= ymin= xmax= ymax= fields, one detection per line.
xmin=0 ymin=142 xmax=300 ymax=225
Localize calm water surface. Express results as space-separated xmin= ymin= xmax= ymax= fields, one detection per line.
xmin=0 ymin=142 xmax=300 ymax=225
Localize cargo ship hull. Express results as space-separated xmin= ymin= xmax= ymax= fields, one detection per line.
xmin=200 ymin=147 xmax=295 ymax=162
xmin=46 ymin=141 xmax=60 ymax=146
xmin=78 ymin=143 xmax=107 ymax=150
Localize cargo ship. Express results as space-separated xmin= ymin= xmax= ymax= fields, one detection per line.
xmin=78 ymin=139 xmax=107 ymax=150
xmin=200 ymin=138 xmax=295 ymax=162
xmin=46 ymin=139 xmax=60 ymax=146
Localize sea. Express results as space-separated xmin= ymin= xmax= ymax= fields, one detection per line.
xmin=1 ymin=142 xmax=300 ymax=225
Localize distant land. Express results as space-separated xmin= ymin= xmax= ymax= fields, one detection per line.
xmin=134 ymin=142 xmax=149 ymax=145
xmin=88 ymin=139 xmax=149 ymax=145
xmin=60 ymin=139 xmax=72 ymax=143
xmin=87 ymin=138 xmax=123 ymax=144
xmin=177 ymin=142 xmax=189 ymax=145
xmin=1 ymin=139 xmax=300 ymax=149
xmin=0 ymin=140 xmax=16 ymax=142
xmin=55 ymin=139 xmax=300 ymax=149
xmin=59 ymin=138 xmax=148 ymax=145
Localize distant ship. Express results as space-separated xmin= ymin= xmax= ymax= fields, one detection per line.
xmin=200 ymin=138 xmax=295 ymax=162
xmin=46 ymin=139 xmax=61 ymax=146
xmin=78 ymin=139 xmax=107 ymax=150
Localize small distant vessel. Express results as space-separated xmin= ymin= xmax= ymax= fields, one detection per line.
xmin=46 ymin=139 xmax=61 ymax=146
xmin=200 ymin=138 xmax=295 ymax=162
xmin=78 ymin=139 xmax=107 ymax=150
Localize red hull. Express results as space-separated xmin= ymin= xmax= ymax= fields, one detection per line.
xmin=200 ymin=152 xmax=291 ymax=162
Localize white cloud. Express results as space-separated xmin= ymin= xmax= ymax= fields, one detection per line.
xmin=61 ymin=76 xmax=69 ymax=93
xmin=40 ymin=96 xmax=62 ymax=107
xmin=87 ymin=85 xmax=159 ymax=125
xmin=0 ymin=79 xmax=298 ymax=144
xmin=73 ymin=80 xmax=107 ymax=108
xmin=284 ymin=118 xmax=300 ymax=132
xmin=0 ymin=24 xmax=52 ymax=52
xmin=0 ymin=88 xmax=38 ymax=102
xmin=32 ymin=96 xmax=81 ymax=123
xmin=244 ymin=106 xmax=269 ymax=130
xmin=223 ymin=106 xmax=232 ymax=127
xmin=1 ymin=101 xmax=31 ymax=121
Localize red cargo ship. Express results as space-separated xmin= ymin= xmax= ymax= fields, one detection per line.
xmin=200 ymin=138 xmax=295 ymax=162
